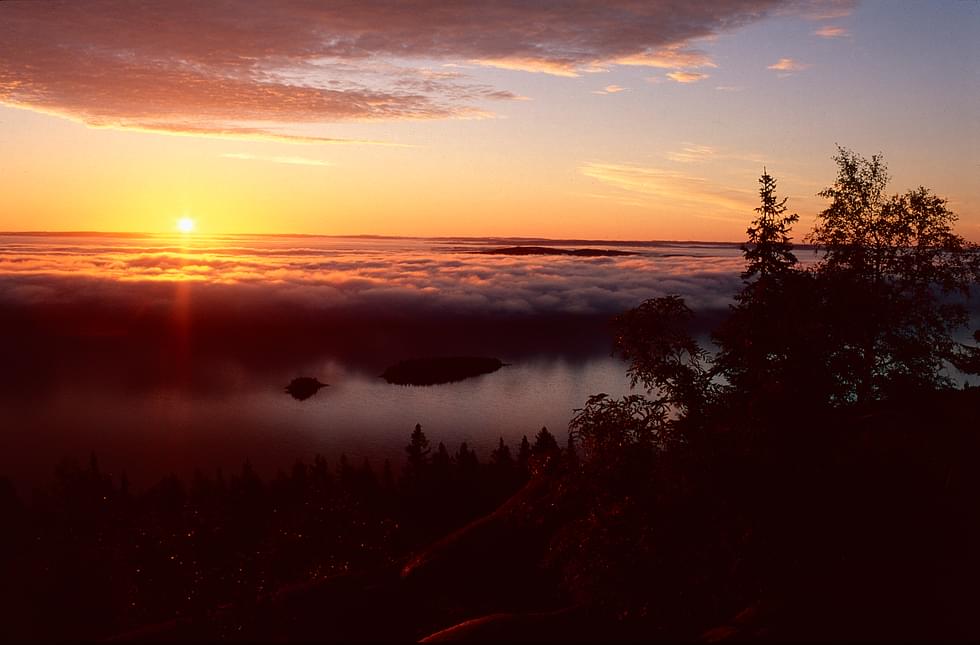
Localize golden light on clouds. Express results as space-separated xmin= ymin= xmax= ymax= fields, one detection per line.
xmin=666 ymin=71 xmax=711 ymax=83
xmin=593 ymin=84 xmax=627 ymax=95
xmin=767 ymin=58 xmax=809 ymax=72
xmin=579 ymin=161 xmax=753 ymax=217
xmin=615 ymin=46 xmax=718 ymax=70
xmin=0 ymin=1 xmax=976 ymax=241
xmin=814 ymin=25 xmax=848 ymax=38
xmin=221 ymin=153 xmax=333 ymax=167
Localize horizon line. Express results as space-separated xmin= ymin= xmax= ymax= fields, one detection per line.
xmin=0 ymin=230 xmax=755 ymax=247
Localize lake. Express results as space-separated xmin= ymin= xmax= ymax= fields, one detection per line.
xmin=0 ymin=233 xmax=750 ymax=489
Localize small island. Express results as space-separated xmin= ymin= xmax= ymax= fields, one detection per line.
xmin=285 ymin=376 xmax=328 ymax=400
xmin=477 ymin=246 xmax=635 ymax=257
xmin=381 ymin=356 xmax=505 ymax=386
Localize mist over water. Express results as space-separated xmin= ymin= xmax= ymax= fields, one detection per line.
xmin=1 ymin=233 xmax=749 ymax=488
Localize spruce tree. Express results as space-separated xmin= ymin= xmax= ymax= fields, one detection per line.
xmin=742 ymin=168 xmax=799 ymax=281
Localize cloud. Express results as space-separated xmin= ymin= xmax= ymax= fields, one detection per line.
xmin=715 ymin=85 xmax=744 ymax=92
xmin=665 ymin=143 xmax=766 ymax=165
xmin=579 ymin=161 xmax=754 ymax=215
xmin=814 ymin=25 xmax=849 ymax=38
xmin=767 ymin=58 xmax=810 ymax=72
xmin=592 ymin=85 xmax=627 ymax=95
xmin=0 ymin=236 xmax=750 ymax=334
xmin=666 ymin=144 xmax=718 ymax=163
xmin=473 ymin=58 xmax=583 ymax=77
xmin=614 ymin=44 xmax=719 ymax=70
xmin=221 ymin=153 xmax=332 ymax=167
xmin=666 ymin=71 xmax=712 ymax=84
xmin=0 ymin=1 xmax=784 ymax=140
xmin=788 ymin=0 xmax=856 ymax=20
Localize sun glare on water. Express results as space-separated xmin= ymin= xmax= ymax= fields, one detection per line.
xmin=176 ymin=217 xmax=196 ymax=233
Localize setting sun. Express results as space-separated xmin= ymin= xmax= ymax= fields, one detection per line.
xmin=176 ymin=217 xmax=195 ymax=233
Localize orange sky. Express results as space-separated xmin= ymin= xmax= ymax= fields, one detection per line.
xmin=0 ymin=1 xmax=977 ymax=241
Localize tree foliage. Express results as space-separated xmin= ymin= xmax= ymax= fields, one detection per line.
xmin=581 ymin=147 xmax=980 ymax=457
xmin=808 ymin=146 xmax=980 ymax=401
xmin=742 ymin=168 xmax=799 ymax=281
xmin=557 ymin=150 xmax=980 ymax=637
xmin=612 ymin=295 xmax=714 ymax=418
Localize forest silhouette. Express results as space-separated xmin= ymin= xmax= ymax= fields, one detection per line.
xmin=2 ymin=147 xmax=980 ymax=641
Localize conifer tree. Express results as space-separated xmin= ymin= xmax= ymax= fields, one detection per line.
xmin=431 ymin=442 xmax=452 ymax=481
xmin=490 ymin=437 xmax=513 ymax=468
xmin=405 ymin=423 xmax=431 ymax=475
xmin=742 ymin=168 xmax=799 ymax=281
xmin=516 ymin=435 xmax=531 ymax=474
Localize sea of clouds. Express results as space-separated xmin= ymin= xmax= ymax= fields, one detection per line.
xmin=0 ymin=235 xmax=748 ymax=336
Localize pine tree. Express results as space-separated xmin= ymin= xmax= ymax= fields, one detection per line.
xmin=454 ymin=442 xmax=479 ymax=475
xmin=516 ymin=435 xmax=531 ymax=474
xmin=431 ymin=442 xmax=452 ymax=481
xmin=405 ymin=423 xmax=431 ymax=477
xmin=490 ymin=437 xmax=513 ymax=468
xmin=742 ymin=168 xmax=799 ymax=281
xmin=532 ymin=427 xmax=559 ymax=457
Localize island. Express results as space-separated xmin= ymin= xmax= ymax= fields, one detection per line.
xmin=381 ymin=356 xmax=505 ymax=386
xmin=285 ymin=376 xmax=328 ymax=400
xmin=477 ymin=246 xmax=636 ymax=257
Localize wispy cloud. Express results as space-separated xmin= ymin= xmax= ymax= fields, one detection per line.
xmin=592 ymin=84 xmax=627 ymax=95
xmin=0 ymin=1 xmax=783 ymax=140
xmin=790 ymin=0 xmax=856 ymax=20
xmin=221 ymin=153 xmax=332 ymax=167
xmin=767 ymin=58 xmax=810 ymax=72
xmin=666 ymin=71 xmax=711 ymax=84
xmin=472 ymin=57 xmax=582 ymax=77
xmin=715 ymin=85 xmax=743 ymax=92
xmin=615 ymin=44 xmax=718 ymax=70
xmin=814 ymin=25 xmax=849 ymax=38
xmin=580 ymin=161 xmax=754 ymax=216
xmin=107 ymin=122 xmax=402 ymax=146
xmin=666 ymin=144 xmax=718 ymax=163
xmin=665 ymin=143 xmax=766 ymax=165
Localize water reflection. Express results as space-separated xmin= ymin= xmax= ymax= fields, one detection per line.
xmin=0 ymin=233 xmax=748 ymax=490
xmin=0 ymin=341 xmax=632 ymax=490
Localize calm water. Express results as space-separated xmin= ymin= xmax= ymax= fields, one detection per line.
xmin=0 ymin=233 xmax=752 ymax=489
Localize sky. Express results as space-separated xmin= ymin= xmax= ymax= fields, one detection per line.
xmin=0 ymin=0 xmax=977 ymax=241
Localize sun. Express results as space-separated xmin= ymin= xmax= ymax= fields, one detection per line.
xmin=176 ymin=217 xmax=196 ymax=233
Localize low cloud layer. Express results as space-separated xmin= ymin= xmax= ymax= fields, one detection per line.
xmin=0 ymin=235 xmax=748 ymax=344
xmin=0 ymin=0 xmax=855 ymax=140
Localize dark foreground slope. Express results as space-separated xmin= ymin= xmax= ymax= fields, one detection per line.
xmin=5 ymin=387 xmax=979 ymax=641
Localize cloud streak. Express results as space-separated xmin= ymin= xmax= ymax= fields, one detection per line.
xmin=221 ymin=153 xmax=333 ymax=167
xmin=593 ymin=85 xmax=628 ymax=95
xmin=0 ymin=1 xmax=794 ymax=140
xmin=580 ymin=162 xmax=755 ymax=216
xmin=790 ymin=0 xmax=856 ymax=20
xmin=666 ymin=71 xmax=712 ymax=84
xmin=768 ymin=58 xmax=810 ymax=72
xmin=814 ymin=25 xmax=849 ymax=38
